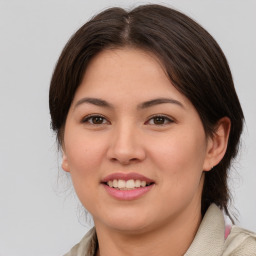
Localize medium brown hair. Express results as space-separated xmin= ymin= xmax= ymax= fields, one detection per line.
xmin=49 ymin=4 xmax=244 ymax=219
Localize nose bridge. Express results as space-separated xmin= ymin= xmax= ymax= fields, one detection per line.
xmin=107 ymin=119 xmax=145 ymax=164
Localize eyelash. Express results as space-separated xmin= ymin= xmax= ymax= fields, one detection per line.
xmin=81 ymin=114 xmax=174 ymax=126
xmin=146 ymin=115 xmax=174 ymax=126
xmin=81 ymin=114 xmax=110 ymax=125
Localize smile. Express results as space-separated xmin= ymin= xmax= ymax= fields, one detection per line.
xmin=102 ymin=173 xmax=155 ymax=200
xmin=106 ymin=179 xmax=153 ymax=190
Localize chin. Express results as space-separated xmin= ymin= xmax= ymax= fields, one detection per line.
xmin=94 ymin=207 xmax=154 ymax=234
xmin=107 ymin=221 xmax=151 ymax=234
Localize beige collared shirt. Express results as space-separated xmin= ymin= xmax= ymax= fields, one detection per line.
xmin=64 ymin=204 xmax=256 ymax=256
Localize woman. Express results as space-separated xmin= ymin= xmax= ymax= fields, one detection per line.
xmin=49 ymin=4 xmax=256 ymax=256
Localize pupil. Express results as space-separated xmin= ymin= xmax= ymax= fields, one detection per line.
xmin=154 ymin=117 xmax=164 ymax=124
xmin=93 ymin=117 xmax=103 ymax=124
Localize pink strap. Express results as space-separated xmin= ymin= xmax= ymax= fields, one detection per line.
xmin=225 ymin=225 xmax=231 ymax=239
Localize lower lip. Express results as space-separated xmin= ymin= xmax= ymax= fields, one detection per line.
xmin=102 ymin=184 xmax=154 ymax=200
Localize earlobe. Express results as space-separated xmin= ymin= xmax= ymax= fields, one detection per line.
xmin=61 ymin=152 xmax=70 ymax=172
xmin=203 ymin=117 xmax=231 ymax=171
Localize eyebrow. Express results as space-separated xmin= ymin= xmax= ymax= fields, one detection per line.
xmin=74 ymin=97 xmax=113 ymax=109
xmin=73 ymin=97 xmax=184 ymax=110
xmin=137 ymin=98 xmax=184 ymax=109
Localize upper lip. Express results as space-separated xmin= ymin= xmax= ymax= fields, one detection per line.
xmin=102 ymin=172 xmax=155 ymax=183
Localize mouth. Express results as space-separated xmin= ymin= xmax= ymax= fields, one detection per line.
xmin=103 ymin=179 xmax=154 ymax=190
xmin=101 ymin=172 xmax=155 ymax=200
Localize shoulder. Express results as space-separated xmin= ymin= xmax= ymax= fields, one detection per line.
xmin=223 ymin=225 xmax=256 ymax=256
xmin=63 ymin=228 xmax=97 ymax=256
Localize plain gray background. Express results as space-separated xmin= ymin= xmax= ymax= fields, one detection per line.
xmin=0 ymin=0 xmax=255 ymax=255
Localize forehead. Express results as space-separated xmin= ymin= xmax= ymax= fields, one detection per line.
xmin=73 ymin=47 xmax=191 ymax=107
xmin=83 ymin=47 xmax=167 ymax=85
xmin=87 ymin=47 xmax=166 ymax=72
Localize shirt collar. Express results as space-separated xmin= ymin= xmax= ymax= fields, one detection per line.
xmin=184 ymin=204 xmax=225 ymax=256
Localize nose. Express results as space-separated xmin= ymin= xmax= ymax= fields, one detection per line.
xmin=106 ymin=123 xmax=146 ymax=165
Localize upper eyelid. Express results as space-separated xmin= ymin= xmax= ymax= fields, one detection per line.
xmin=83 ymin=113 xmax=106 ymax=118
xmin=144 ymin=115 xmax=175 ymax=126
xmin=81 ymin=114 xmax=110 ymax=123
xmin=147 ymin=114 xmax=174 ymax=121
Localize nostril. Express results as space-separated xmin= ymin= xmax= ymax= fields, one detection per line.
xmin=110 ymin=157 xmax=139 ymax=165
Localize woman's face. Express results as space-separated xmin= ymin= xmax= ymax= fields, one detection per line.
xmin=62 ymin=48 xmax=213 ymax=233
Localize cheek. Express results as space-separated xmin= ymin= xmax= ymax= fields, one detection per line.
xmin=63 ymin=129 xmax=109 ymax=206
xmin=64 ymin=128 xmax=107 ymax=172
xmin=63 ymin=132 xmax=106 ymax=209
xmin=158 ymin=134 xmax=204 ymax=163
xmin=149 ymin=130 xmax=207 ymax=183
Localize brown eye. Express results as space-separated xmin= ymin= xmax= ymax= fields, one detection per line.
xmin=147 ymin=115 xmax=174 ymax=125
xmin=82 ymin=115 xmax=109 ymax=125
xmin=91 ymin=116 xmax=104 ymax=124
xmin=153 ymin=116 xmax=166 ymax=125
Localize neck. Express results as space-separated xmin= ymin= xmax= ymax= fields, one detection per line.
xmin=94 ymin=202 xmax=202 ymax=256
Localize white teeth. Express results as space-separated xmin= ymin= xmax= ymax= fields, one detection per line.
xmin=117 ymin=180 xmax=126 ymax=188
xmin=113 ymin=179 xmax=118 ymax=188
xmin=126 ymin=179 xmax=135 ymax=189
xmin=106 ymin=179 xmax=150 ymax=190
xmin=135 ymin=180 xmax=141 ymax=188
xmin=141 ymin=181 xmax=146 ymax=187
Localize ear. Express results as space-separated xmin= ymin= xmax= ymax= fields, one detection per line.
xmin=203 ymin=117 xmax=231 ymax=171
xmin=61 ymin=151 xmax=70 ymax=173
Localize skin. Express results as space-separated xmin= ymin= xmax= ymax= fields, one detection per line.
xmin=62 ymin=48 xmax=230 ymax=256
